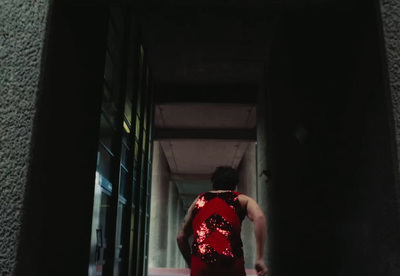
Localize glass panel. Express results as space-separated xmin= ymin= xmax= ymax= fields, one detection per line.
xmin=146 ymin=193 xmax=151 ymax=213
xmin=147 ymin=124 xmax=153 ymax=142
xmin=107 ymin=20 xmax=119 ymax=60
xmin=142 ymin=130 xmax=147 ymax=151
xmin=140 ymin=45 xmax=144 ymax=66
xmin=124 ymin=96 xmax=133 ymax=128
xmin=102 ymin=84 xmax=118 ymax=126
xmin=99 ymin=113 xmax=115 ymax=151
xmin=114 ymin=201 xmax=126 ymax=275
xmin=119 ymin=166 xmax=128 ymax=198
xmin=135 ymin=115 xmax=140 ymax=138
xmin=136 ymin=92 xmax=141 ymax=116
xmin=132 ymin=179 xmax=137 ymax=207
xmin=143 ymin=106 xmax=147 ymax=131
xmin=128 ymin=207 xmax=135 ymax=275
xmin=147 ymin=166 xmax=152 ymax=182
xmin=104 ymin=52 xmax=121 ymax=101
xmin=120 ymin=142 xmax=129 ymax=169
xmin=122 ymin=126 xmax=130 ymax=146
xmin=104 ymin=51 xmax=114 ymax=92
xmin=97 ymin=145 xmax=113 ymax=184
xmin=141 ymin=154 xmax=145 ymax=168
xmin=147 ymin=143 xmax=152 ymax=159
xmin=134 ymin=141 xmax=139 ymax=161
xmin=95 ymin=191 xmax=112 ymax=275
xmin=112 ymin=60 xmax=121 ymax=97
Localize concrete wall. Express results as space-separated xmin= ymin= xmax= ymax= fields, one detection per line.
xmin=175 ymin=197 xmax=186 ymax=268
xmin=149 ymin=142 xmax=171 ymax=267
xmin=167 ymin=180 xmax=186 ymax=268
xmin=166 ymin=180 xmax=179 ymax=267
xmin=380 ymin=0 xmax=400 ymax=220
xmin=149 ymin=142 xmax=186 ymax=268
xmin=262 ymin=3 xmax=400 ymax=276
xmin=2 ymin=2 xmax=109 ymax=275
xmin=256 ymin=73 xmax=272 ymax=268
xmin=0 ymin=1 xmax=49 ymax=274
xmin=237 ymin=143 xmax=257 ymax=269
xmin=14 ymin=3 xmax=109 ymax=275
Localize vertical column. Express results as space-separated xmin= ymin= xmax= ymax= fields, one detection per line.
xmin=175 ymin=198 xmax=181 ymax=268
xmin=256 ymin=76 xmax=269 ymax=212
xmin=379 ymin=0 xmax=400 ymax=215
xmin=15 ymin=3 xmax=110 ymax=275
xmin=0 ymin=0 xmax=50 ymax=274
xmin=149 ymin=142 xmax=169 ymax=268
xmin=148 ymin=142 xmax=170 ymax=268
xmin=174 ymin=201 xmax=187 ymax=268
xmin=166 ymin=180 xmax=178 ymax=267
xmin=256 ymin=72 xmax=273 ymax=269
xmin=377 ymin=2 xmax=400 ymax=274
xmin=237 ymin=143 xmax=257 ymax=268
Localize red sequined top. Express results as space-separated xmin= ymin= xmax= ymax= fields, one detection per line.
xmin=191 ymin=191 xmax=246 ymax=276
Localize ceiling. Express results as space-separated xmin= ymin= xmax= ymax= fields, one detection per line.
xmin=154 ymin=104 xmax=256 ymax=129
xmin=154 ymin=104 xmax=256 ymax=210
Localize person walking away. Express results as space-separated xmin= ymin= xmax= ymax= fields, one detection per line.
xmin=177 ymin=166 xmax=268 ymax=276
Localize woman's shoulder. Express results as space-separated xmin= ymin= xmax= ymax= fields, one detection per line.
xmin=237 ymin=193 xmax=254 ymax=210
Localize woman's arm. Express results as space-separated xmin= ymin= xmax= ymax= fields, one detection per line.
xmin=239 ymin=195 xmax=268 ymax=275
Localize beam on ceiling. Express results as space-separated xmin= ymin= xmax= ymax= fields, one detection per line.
xmin=154 ymin=83 xmax=257 ymax=104
xmin=171 ymin=173 xmax=211 ymax=181
xmin=154 ymin=128 xmax=256 ymax=141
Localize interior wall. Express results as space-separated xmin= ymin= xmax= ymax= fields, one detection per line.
xmin=263 ymin=2 xmax=400 ymax=276
xmin=0 ymin=0 xmax=50 ymax=274
xmin=237 ymin=143 xmax=257 ymax=268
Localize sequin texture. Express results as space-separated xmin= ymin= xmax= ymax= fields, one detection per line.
xmin=192 ymin=192 xmax=244 ymax=266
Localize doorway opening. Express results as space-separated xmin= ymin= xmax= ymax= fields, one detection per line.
xmin=148 ymin=103 xmax=259 ymax=274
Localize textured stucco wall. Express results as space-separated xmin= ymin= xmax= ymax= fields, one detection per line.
xmin=0 ymin=0 xmax=49 ymax=274
xmin=237 ymin=143 xmax=257 ymax=269
xmin=380 ymin=0 xmax=400 ymax=206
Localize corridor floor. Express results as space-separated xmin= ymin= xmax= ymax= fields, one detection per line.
xmin=148 ymin=268 xmax=258 ymax=276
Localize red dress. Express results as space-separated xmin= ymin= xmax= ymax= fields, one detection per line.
xmin=191 ymin=191 xmax=246 ymax=276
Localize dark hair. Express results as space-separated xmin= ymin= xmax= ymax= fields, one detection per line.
xmin=211 ymin=166 xmax=239 ymax=190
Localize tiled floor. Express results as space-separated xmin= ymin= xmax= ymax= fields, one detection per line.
xmin=148 ymin=268 xmax=258 ymax=276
